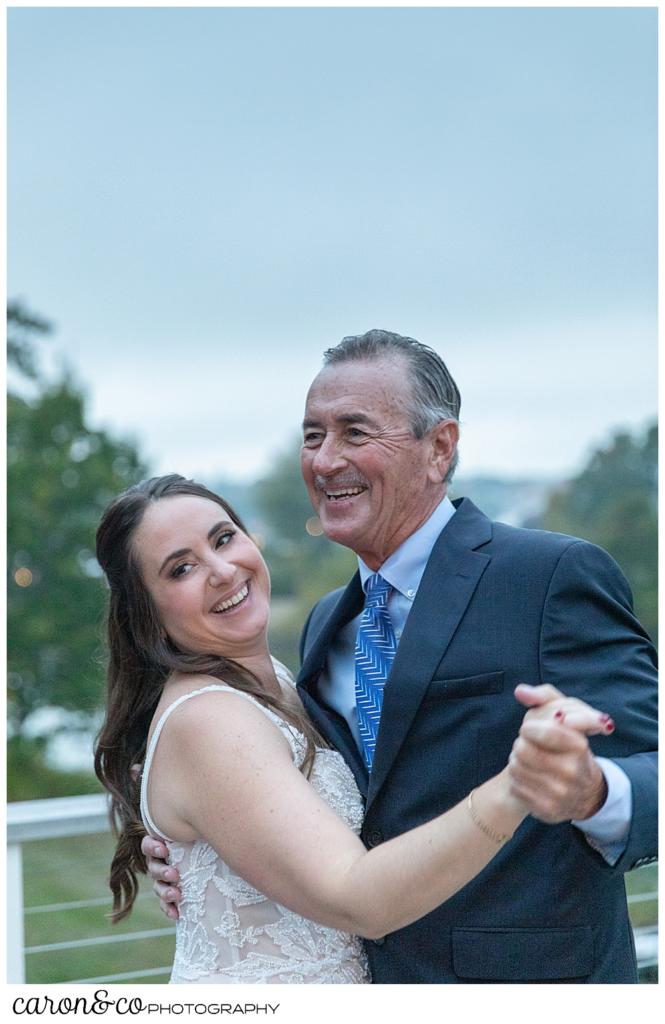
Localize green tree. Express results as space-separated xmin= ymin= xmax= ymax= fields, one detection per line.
xmin=7 ymin=305 xmax=148 ymax=743
xmin=541 ymin=423 xmax=657 ymax=642
xmin=7 ymin=301 xmax=53 ymax=380
xmin=255 ymin=439 xmax=356 ymax=670
xmin=255 ymin=438 xmax=315 ymax=546
xmin=255 ymin=438 xmax=356 ymax=597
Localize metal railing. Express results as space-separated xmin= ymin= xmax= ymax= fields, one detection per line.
xmin=7 ymin=794 xmax=174 ymax=984
xmin=6 ymin=794 xmax=658 ymax=984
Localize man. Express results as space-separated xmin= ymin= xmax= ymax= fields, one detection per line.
xmin=144 ymin=329 xmax=657 ymax=983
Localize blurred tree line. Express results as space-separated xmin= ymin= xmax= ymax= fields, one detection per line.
xmin=538 ymin=423 xmax=657 ymax=643
xmin=254 ymin=442 xmax=356 ymax=669
xmin=6 ymin=303 xmax=657 ymax=800
xmin=7 ymin=304 xmax=147 ymax=798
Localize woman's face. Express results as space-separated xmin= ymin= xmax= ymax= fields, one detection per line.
xmin=132 ymin=494 xmax=271 ymax=660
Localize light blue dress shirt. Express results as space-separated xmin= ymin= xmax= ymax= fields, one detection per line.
xmin=317 ymin=495 xmax=631 ymax=864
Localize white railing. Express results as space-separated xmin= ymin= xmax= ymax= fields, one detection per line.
xmin=8 ymin=795 xmax=111 ymax=983
xmin=6 ymin=794 xmax=174 ymax=984
xmin=6 ymin=794 xmax=658 ymax=984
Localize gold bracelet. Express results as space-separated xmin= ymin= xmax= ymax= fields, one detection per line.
xmin=467 ymin=789 xmax=510 ymax=846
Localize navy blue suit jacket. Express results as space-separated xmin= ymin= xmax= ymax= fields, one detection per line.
xmin=297 ymin=498 xmax=658 ymax=983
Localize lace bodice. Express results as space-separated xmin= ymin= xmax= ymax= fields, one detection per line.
xmin=140 ymin=664 xmax=370 ymax=984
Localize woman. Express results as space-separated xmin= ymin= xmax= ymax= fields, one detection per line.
xmin=94 ymin=474 xmax=612 ymax=985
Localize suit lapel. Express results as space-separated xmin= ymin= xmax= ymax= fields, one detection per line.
xmin=298 ymin=571 xmax=363 ymax=684
xmin=297 ymin=573 xmax=368 ymax=795
xmin=366 ymin=498 xmax=493 ymax=811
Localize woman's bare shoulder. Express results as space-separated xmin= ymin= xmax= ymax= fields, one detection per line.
xmin=155 ymin=676 xmax=292 ymax=760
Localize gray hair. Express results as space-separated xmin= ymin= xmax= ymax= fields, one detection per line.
xmin=323 ymin=328 xmax=461 ymax=481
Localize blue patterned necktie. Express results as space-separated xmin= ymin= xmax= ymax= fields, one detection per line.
xmin=355 ymin=573 xmax=397 ymax=772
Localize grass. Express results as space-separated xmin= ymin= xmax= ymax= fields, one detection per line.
xmin=23 ymin=833 xmax=174 ymax=984
xmin=625 ymin=862 xmax=659 ymax=930
xmin=19 ymin=833 xmax=657 ymax=985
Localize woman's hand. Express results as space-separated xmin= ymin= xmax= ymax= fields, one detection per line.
xmin=508 ymin=684 xmax=615 ymax=823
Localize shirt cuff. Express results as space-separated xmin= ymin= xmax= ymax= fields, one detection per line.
xmin=572 ymin=757 xmax=632 ymax=865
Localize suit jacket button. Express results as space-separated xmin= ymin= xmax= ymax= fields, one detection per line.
xmin=366 ymin=829 xmax=384 ymax=847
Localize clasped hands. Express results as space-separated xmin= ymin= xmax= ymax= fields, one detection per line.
xmin=141 ymin=683 xmax=615 ymax=919
xmin=511 ymin=683 xmax=613 ymax=823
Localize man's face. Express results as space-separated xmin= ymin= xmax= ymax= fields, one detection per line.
xmin=301 ymin=356 xmax=456 ymax=570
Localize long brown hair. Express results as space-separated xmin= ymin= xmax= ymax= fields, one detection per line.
xmin=94 ymin=474 xmax=325 ymax=922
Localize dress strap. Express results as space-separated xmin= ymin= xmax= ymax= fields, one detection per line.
xmin=140 ymin=684 xmax=300 ymax=841
xmin=271 ymin=656 xmax=295 ymax=687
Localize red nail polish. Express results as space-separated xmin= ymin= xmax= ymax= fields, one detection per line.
xmin=554 ymin=710 xmax=565 ymax=721
xmin=604 ymin=720 xmax=615 ymax=733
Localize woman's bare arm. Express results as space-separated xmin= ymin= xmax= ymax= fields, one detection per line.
xmin=144 ymin=687 xmax=608 ymax=939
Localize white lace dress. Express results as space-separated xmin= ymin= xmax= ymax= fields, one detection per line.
xmin=140 ymin=670 xmax=370 ymax=985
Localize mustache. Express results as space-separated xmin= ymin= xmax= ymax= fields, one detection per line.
xmin=314 ymin=474 xmax=369 ymax=491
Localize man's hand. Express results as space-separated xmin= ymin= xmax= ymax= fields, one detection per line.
xmin=508 ymin=684 xmax=614 ymax=823
xmin=141 ymin=835 xmax=182 ymax=920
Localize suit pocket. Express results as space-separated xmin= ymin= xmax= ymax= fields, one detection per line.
xmin=423 ymin=670 xmax=505 ymax=702
xmin=451 ymin=926 xmax=594 ymax=981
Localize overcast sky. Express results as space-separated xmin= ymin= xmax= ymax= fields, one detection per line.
xmin=8 ymin=6 xmax=657 ymax=483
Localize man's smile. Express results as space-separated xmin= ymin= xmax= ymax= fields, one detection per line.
xmin=315 ymin=475 xmax=369 ymax=503
xmin=324 ymin=486 xmax=367 ymax=501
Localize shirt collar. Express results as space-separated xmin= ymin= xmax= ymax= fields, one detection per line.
xmin=358 ymin=495 xmax=456 ymax=600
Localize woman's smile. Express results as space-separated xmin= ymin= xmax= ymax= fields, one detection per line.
xmin=132 ymin=494 xmax=271 ymax=659
xmin=210 ymin=580 xmax=250 ymax=615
